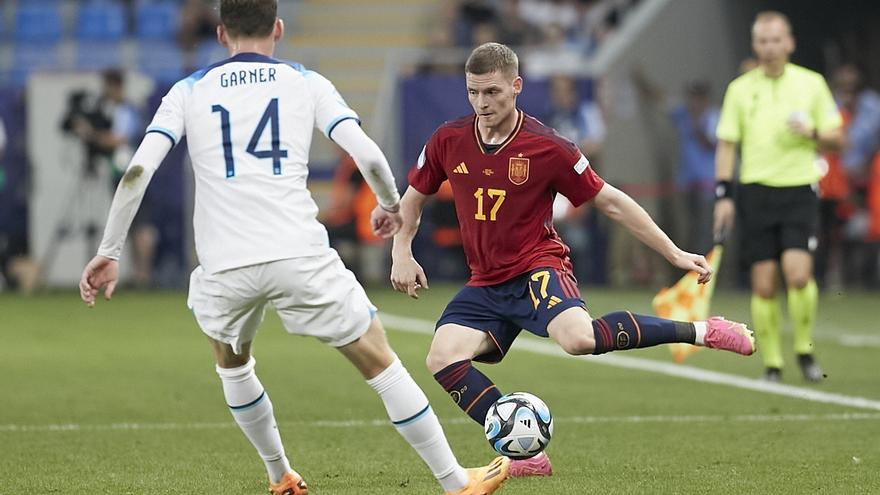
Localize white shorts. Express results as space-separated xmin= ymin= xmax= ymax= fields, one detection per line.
xmin=187 ymin=249 xmax=375 ymax=354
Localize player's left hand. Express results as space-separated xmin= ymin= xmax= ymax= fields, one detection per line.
xmin=669 ymin=251 xmax=712 ymax=284
xmin=79 ymin=255 xmax=119 ymax=307
xmin=370 ymin=205 xmax=402 ymax=238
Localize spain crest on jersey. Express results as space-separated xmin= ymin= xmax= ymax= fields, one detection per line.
xmin=509 ymin=156 xmax=529 ymax=185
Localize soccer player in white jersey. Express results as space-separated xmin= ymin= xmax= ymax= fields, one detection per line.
xmin=78 ymin=1 xmax=509 ymax=494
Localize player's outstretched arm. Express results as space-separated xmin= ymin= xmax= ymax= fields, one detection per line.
xmin=391 ymin=186 xmax=430 ymax=298
xmin=593 ymin=183 xmax=712 ymax=284
xmin=79 ymin=132 xmax=172 ymax=307
xmin=330 ymin=118 xmax=401 ymax=211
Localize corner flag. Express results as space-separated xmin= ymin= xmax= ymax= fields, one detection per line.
xmin=652 ymin=245 xmax=724 ymax=363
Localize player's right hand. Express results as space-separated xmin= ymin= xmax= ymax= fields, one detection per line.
xmin=390 ymin=256 xmax=428 ymax=299
xmin=713 ymin=198 xmax=735 ymax=241
xmin=79 ymin=255 xmax=119 ymax=307
xmin=370 ymin=205 xmax=402 ymax=239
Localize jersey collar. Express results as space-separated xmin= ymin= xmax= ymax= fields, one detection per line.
xmin=474 ymin=110 xmax=524 ymax=155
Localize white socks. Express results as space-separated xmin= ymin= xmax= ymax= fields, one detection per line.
xmin=694 ymin=321 xmax=707 ymax=346
xmin=367 ymin=358 xmax=469 ymax=493
xmin=216 ymin=358 xmax=292 ymax=484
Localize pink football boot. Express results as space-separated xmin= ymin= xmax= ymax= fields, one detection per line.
xmin=509 ymin=452 xmax=553 ymax=477
xmin=705 ymin=317 xmax=756 ymax=356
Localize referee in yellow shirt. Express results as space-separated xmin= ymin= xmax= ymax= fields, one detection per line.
xmin=714 ymin=11 xmax=844 ymax=382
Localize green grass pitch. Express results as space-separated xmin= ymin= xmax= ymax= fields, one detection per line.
xmin=2 ymin=287 xmax=879 ymax=494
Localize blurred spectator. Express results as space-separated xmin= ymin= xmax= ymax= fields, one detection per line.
xmin=0 ymin=115 xmax=11 ymax=288
xmin=64 ymin=70 xmax=154 ymax=286
xmin=435 ymin=0 xmax=642 ymax=51
xmin=495 ymin=0 xmax=534 ymax=46
xmin=522 ymin=22 xmax=584 ymax=76
xmin=670 ymin=81 xmax=720 ymax=255
xmin=866 ymin=155 xmax=880 ymax=287
xmin=0 ymin=109 xmax=38 ymax=293
xmin=426 ymin=181 xmax=469 ymax=281
xmin=420 ymin=0 xmax=645 ymax=77
xmin=414 ymin=25 xmax=461 ymax=76
xmin=575 ymin=0 xmax=642 ymax=52
xmin=178 ymin=0 xmax=219 ymax=63
xmin=321 ymin=149 xmax=387 ymax=284
xmin=545 ymin=74 xmax=606 ymax=159
xmin=544 ymin=75 xmax=608 ymax=283
xmin=833 ymin=65 xmax=880 ymax=179
xmin=454 ymin=0 xmax=497 ymax=46
xmin=518 ymin=0 xmax=580 ymax=33
xmin=632 ymin=71 xmax=719 ymax=255
xmin=471 ymin=22 xmax=501 ymax=46
xmin=825 ymin=64 xmax=880 ymax=288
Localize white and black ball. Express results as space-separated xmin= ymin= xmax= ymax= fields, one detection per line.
xmin=483 ymin=392 xmax=553 ymax=459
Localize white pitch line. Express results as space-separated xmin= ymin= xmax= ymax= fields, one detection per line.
xmin=834 ymin=333 xmax=880 ymax=348
xmin=379 ymin=313 xmax=880 ymax=412
xmin=2 ymin=412 xmax=879 ymax=434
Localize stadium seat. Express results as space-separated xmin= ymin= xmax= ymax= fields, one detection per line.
xmin=138 ymin=41 xmax=185 ymax=83
xmin=10 ymin=42 xmax=60 ymax=85
xmin=135 ymin=1 xmax=178 ymax=40
xmin=76 ymin=41 xmax=123 ymax=71
xmin=76 ymin=1 xmax=127 ymax=41
xmin=14 ymin=3 xmax=64 ymax=43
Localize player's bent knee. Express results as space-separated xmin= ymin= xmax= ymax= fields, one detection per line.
xmin=210 ymin=338 xmax=251 ymax=368
xmin=552 ymin=326 xmax=595 ymax=355
xmin=426 ymin=348 xmax=457 ymax=374
xmin=559 ymin=333 xmax=596 ymax=355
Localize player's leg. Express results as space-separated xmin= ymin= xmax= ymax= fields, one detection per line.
xmin=548 ymin=306 xmax=706 ymax=354
xmin=426 ymin=283 xmax=521 ymax=427
xmin=524 ymin=268 xmax=753 ymax=357
xmin=337 ymin=316 xmax=508 ymax=494
xmin=272 ymin=253 xmax=506 ymax=494
xmin=781 ymin=248 xmax=823 ymax=382
xmin=739 ymin=183 xmax=785 ymax=379
xmin=780 ymin=186 xmax=824 ymax=382
xmin=751 ymin=260 xmax=784 ymax=380
xmin=211 ymin=339 xmax=303 ymax=493
xmin=188 ymin=265 xmax=303 ymax=492
xmin=427 ymin=323 xmax=503 ymax=426
xmin=427 ymin=280 xmax=550 ymax=479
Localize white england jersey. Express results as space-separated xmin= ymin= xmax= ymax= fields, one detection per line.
xmin=146 ymin=53 xmax=358 ymax=274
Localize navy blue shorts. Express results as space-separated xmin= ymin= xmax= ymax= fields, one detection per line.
xmin=436 ymin=267 xmax=586 ymax=363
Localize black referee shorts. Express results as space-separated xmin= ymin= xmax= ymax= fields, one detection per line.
xmin=737 ymin=183 xmax=819 ymax=265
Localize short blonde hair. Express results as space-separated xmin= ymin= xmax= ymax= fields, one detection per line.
xmin=465 ymin=42 xmax=519 ymax=78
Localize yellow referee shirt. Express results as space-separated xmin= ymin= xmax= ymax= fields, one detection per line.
xmin=716 ymin=63 xmax=842 ymax=187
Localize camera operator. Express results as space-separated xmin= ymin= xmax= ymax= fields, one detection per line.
xmin=61 ymin=69 xmax=157 ymax=287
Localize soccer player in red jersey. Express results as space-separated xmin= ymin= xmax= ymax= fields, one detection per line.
xmin=391 ymin=43 xmax=756 ymax=477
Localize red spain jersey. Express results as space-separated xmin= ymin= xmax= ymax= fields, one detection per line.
xmin=408 ymin=110 xmax=605 ymax=286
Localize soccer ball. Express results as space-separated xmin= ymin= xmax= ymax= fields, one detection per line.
xmin=483 ymin=392 xmax=553 ymax=459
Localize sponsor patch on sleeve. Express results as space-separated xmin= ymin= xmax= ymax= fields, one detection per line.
xmin=574 ymin=154 xmax=590 ymax=174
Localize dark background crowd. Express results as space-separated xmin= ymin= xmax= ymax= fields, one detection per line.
xmin=1 ymin=0 xmax=878 ymax=292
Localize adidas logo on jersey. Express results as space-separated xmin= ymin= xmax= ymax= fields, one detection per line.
xmin=453 ymin=162 xmax=469 ymax=174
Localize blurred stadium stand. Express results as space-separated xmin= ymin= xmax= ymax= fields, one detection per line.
xmin=0 ymin=0 xmax=878 ymax=291
xmin=13 ymin=3 xmax=64 ymax=43
xmin=135 ymin=2 xmax=179 ymax=41
xmin=76 ymin=1 xmax=127 ymax=41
